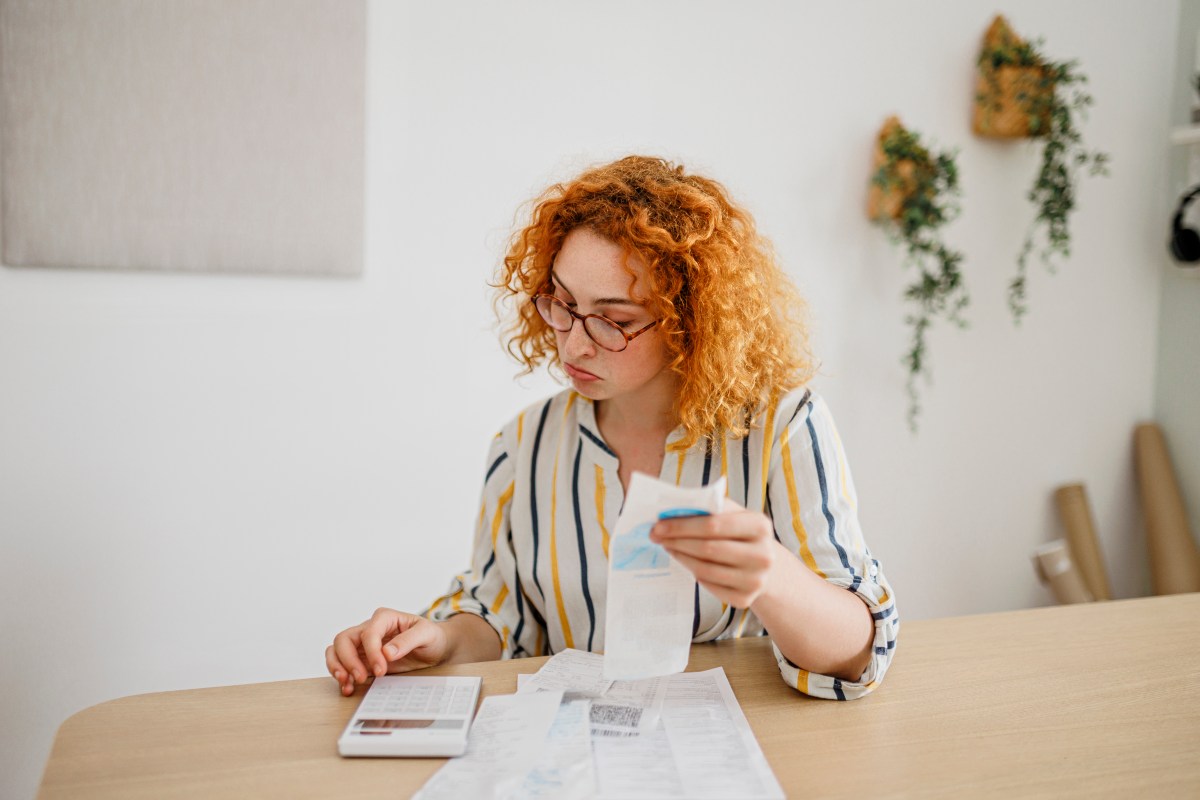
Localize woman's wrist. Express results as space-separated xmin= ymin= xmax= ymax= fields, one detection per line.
xmin=756 ymin=540 xmax=801 ymax=608
xmin=440 ymin=613 xmax=503 ymax=664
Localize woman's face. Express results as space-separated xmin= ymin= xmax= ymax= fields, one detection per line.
xmin=548 ymin=228 xmax=674 ymax=404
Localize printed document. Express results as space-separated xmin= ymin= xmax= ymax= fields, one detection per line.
xmin=413 ymin=690 xmax=563 ymax=800
xmin=593 ymin=668 xmax=784 ymax=799
xmin=508 ymin=652 xmax=783 ymax=798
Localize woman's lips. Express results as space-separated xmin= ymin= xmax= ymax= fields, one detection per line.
xmin=564 ymin=362 xmax=599 ymax=382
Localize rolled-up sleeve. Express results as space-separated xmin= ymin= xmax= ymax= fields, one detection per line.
xmin=766 ymin=391 xmax=898 ymax=700
xmin=423 ymin=431 xmax=537 ymax=659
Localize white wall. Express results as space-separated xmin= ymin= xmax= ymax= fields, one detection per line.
xmin=0 ymin=2 xmax=1179 ymax=797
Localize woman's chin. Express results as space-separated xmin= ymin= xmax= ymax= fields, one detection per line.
xmin=569 ymin=378 xmax=605 ymax=398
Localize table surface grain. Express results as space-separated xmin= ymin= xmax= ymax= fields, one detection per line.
xmin=37 ymin=594 xmax=1200 ymax=799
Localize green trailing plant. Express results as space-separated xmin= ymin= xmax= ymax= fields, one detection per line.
xmin=870 ymin=119 xmax=968 ymax=431
xmin=976 ymin=21 xmax=1111 ymax=322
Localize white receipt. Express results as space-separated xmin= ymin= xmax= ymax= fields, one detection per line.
xmin=593 ymin=668 xmax=784 ymax=800
xmin=603 ymin=472 xmax=726 ymax=680
xmin=517 ymin=651 xmax=664 ymax=737
xmin=413 ymin=690 xmax=563 ymax=800
xmin=518 ymin=648 xmax=613 ymax=697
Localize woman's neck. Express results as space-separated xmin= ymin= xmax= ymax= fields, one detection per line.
xmin=594 ymin=372 xmax=680 ymax=443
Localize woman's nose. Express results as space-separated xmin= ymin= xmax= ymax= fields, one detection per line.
xmin=561 ymin=318 xmax=596 ymax=358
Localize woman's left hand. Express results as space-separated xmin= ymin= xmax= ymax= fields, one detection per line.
xmin=649 ymin=499 xmax=778 ymax=608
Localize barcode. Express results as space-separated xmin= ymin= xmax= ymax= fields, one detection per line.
xmin=592 ymin=728 xmax=640 ymax=738
xmin=591 ymin=704 xmax=643 ymax=727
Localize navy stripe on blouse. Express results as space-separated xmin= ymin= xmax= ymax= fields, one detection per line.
xmin=741 ymin=433 xmax=750 ymax=507
xmin=579 ymin=424 xmax=616 ymax=458
xmin=485 ymin=451 xmax=508 ymax=482
xmin=571 ymin=440 xmax=597 ymax=651
xmin=528 ymin=399 xmax=552 ymax=607
xmin=806 ymin=403 xmax=857 ymax=588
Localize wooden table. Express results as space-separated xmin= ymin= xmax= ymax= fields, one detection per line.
xmin=38 ymin=594 xmax=1200 ymax=798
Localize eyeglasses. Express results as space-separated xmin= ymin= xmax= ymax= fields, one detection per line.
xmin=532 ymin=293 xmax=658 ymax=352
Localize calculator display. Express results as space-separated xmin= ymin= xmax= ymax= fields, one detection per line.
xmin=354 ymin=718 xmax=465 ymax=731
xmin=338 ymin=675 xmax=482 ymax=757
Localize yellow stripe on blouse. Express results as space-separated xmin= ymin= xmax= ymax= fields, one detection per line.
xmin=595 ymin=464 xmax=610 ymax=559
xmin=449 ymin=575 xmax=464 ymax=612
xmin=735 ymin=607 xmax=751 ymax=637
xmin=831 ymin=422 xmax=855 ymax=511
xmin=548 ymin=392 xmax=577 ymax=650
xmin=492 ymin=481 xmax=515 ymax=548
xmin=780 ymin=423 xmax=825 ymax=578
xmin=490 ymin=584 xmax=509 ymax=613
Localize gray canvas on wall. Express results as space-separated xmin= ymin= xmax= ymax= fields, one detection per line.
xmin=0 ymin=0 xmax=365 ymax=276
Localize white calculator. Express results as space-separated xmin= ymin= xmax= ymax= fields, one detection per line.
xmin=337 ymin=675 xmax=482 ymax=757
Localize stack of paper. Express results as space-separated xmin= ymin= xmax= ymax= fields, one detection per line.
xmin=415 ymin=650 xmax=784 ymax=800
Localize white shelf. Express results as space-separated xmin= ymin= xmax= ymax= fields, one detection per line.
xmin=1170 ymin=125 xmax=1200 ymax=145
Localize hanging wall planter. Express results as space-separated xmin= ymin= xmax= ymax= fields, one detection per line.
xmin=868 ymin=116 xmax=968 ymax=431
xmin=973 ymin=15 xmax=1111 ymax=322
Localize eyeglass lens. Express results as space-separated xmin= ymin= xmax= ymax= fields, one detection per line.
xmin=535 ymin=295 xmax=627 ymax=351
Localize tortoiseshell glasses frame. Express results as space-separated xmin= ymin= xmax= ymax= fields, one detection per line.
xmin=532 ymin=293 xmax=658 ymax=352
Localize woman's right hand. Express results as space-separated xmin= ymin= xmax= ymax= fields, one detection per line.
xmin=325 ymin=608 xmax=450 ymax=696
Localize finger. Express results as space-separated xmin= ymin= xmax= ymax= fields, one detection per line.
xmin=325 ymin=645 xmax=346 ymax=682
xmin=660 ymin=537 xmax=767 ymax=569
xmin=384 ymin=618 xmax=446 ymax=666
xmin=325 ymin=645 xmax=359 ymax=696
xmin=653 ymin=511 xmax=767 ymax=542
xmin=667 ymin=548 xmax=763 ymax=592
xmin=333 ymin=627 xmax=369 ymax=684
xmin=361 ymin=609 xmax=404 ymax=677
xmin=669 ymin=549 xmax=765 ymax=607
xmin=695 ymin=577 xmax=759 ymax=609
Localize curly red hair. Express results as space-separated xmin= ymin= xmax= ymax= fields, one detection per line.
xmin=495 ymin=155 xmax=814 ymax=450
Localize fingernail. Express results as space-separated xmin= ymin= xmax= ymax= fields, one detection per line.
xmin=385 ymin=645 xmax=398 ymax=659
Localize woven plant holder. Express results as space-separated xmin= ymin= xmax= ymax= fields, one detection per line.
xmin=867 ymin=116 xmax=917 ymax=221
xmin=972 ymin=15 xmax=1053 ymax=139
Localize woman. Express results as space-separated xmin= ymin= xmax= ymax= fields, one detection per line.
xmin=326 ymin=156 xmax=897 ymax=700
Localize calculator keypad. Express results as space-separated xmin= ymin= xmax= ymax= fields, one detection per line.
xmin=360 ymin=683 xmax=474 ymax=716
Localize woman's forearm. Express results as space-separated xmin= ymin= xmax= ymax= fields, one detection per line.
xmin=441 ymin=612 xmax=504 ymax=664
xmin=750 ymin=542 xmax=875 ymax=682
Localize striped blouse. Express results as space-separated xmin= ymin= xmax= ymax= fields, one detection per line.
xmin=424 ymin=386 xmax=898 ymax=700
